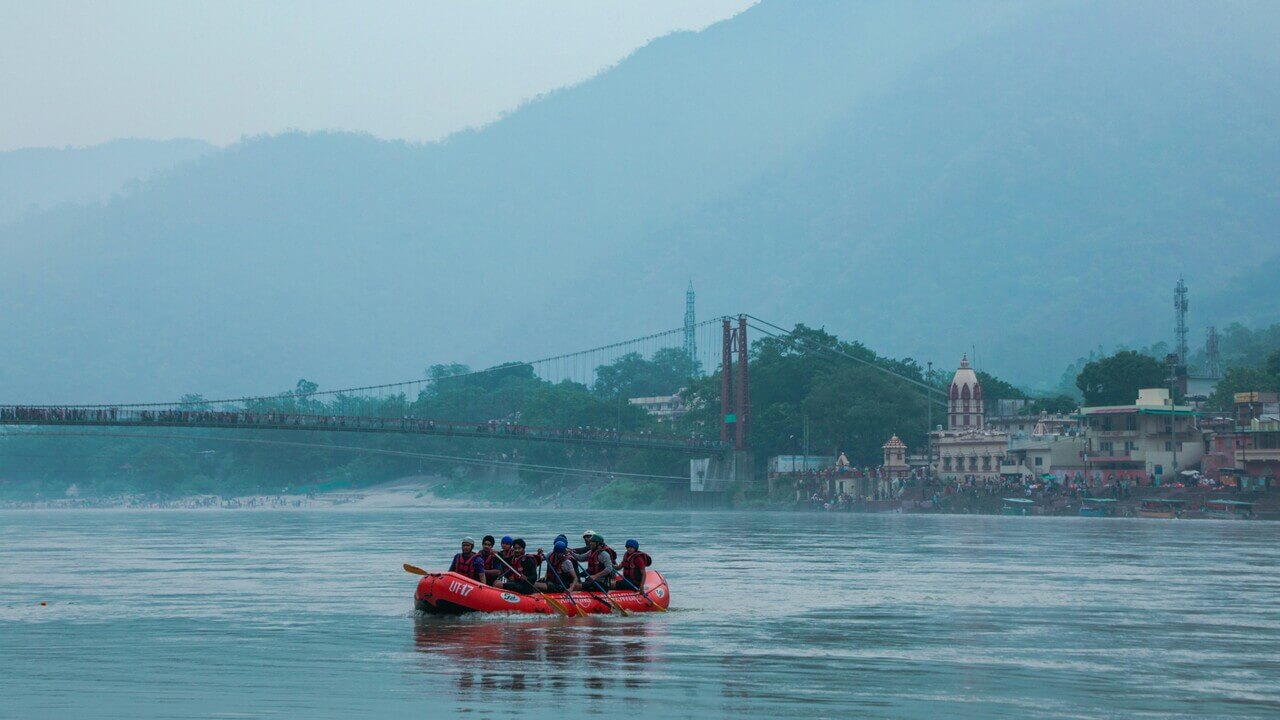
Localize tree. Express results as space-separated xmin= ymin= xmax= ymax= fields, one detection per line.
xmin=592 ymin=348 xmax=700 ymax=400
xmin=1076 ymin=351 xmax=1166 ymax=406
xmin=1207 ymin=349 xmax=1280 ymax=410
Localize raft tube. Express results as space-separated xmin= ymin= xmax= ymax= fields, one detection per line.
xmin=414 ymin=570 xmax=671 ymax=615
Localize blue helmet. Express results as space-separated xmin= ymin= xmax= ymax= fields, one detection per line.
xmin=553 ymin=539 xmax=568 ymax=552
xmin=501 ymin=535 xmax=513 ymax=545
xmin=625 ymin=539 xmax=639 ymax=549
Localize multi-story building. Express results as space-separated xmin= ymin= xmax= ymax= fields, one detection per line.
xmin=1202 ymin=393 xmax=1279 ymax=491
xmin=627 ymin=393 xmax=687 ymax=421
xmin=1080 ymin=388 xmax=1203 ymax=483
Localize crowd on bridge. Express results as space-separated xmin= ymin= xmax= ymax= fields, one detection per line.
xmin=0 ymin=405 xmax=720 ymax=449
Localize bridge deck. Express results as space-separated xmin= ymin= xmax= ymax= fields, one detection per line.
xmin=0 ymin=407 xmax=721 ymax=453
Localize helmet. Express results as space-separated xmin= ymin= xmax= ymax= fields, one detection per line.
xmin=513 ymin=538 xmax=526 ymax=549
xmin=553 ymin=539 xmax=568 ymax=552
xmin=501 ymin=535 xmax=513 ymax=545
xmin=590 ymin=534 xmax=604 ymax=544
xmin=461 ymin=536 xmax=475 ymax=545
xmin=625 ymin=539 xmax=639 ymax=549
xmin=582 ymin=528 xmax=596 ymax=538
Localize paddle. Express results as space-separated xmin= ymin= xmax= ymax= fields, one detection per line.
xmin=494 ymin=552 xmax=571 ymax=618
xmin=614 ymin=573 xmax=667 ymax=612
xmin=404 ymin=563 xmax=428 ymax=575
xmin=572 ymin=558 xmax=630 ymax=617
xmin=547 ymin=562 xmax=588 ymax=617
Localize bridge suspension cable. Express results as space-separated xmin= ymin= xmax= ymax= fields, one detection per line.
xmin=17 ymin=319 xmax=724 ymax=410
xmin=744 ymin=315 xmax=947 ymax=408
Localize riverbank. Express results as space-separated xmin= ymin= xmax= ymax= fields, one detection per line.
xmin=801 ymin=486 xmax=1280 ymax=521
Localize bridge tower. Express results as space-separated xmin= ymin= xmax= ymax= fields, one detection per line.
xmin=720 ymin=315 xmax=750 ymax=450
xmin=684 ymin=281 xmax=697 ymax=363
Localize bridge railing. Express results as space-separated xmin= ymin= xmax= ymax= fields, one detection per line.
xmin=0 ymin=405 xmax=724 ymax=451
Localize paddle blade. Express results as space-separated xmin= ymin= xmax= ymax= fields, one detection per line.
xmin=403 ymin=563 xmax=429 ymax=576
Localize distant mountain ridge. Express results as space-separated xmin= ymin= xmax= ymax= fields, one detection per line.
xmin=1 ymin=0 xmax=1277 ymax=404
xmin=0 ymin=138 xmax=214 ymax=225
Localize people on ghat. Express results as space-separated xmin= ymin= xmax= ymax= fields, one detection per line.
xmin=536 ymin=538 xmax=575 ymax=593
xmin=479 ymin=535 xmax=502 ymax=585
xmin=571 ymin=533 xmax=615 ymax=591
xmin=448 ymin=537 xmax=486 ymax=582
xmin=617 ymin=538 xmax=652 ymax=590
xmin=499 ymin=538 xmax=542 ymax=595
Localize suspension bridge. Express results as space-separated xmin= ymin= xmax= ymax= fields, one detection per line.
xmin=1 ymin=314 xmax=943 ymax=489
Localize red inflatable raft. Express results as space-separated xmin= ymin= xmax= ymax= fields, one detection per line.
xmin=414 ymin=570 xmax=671 ymax=615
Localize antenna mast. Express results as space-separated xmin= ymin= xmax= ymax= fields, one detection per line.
xmin=1174 ymin=277 xmax=1189 ymax=365
xmin=684 ymin=281 xmax=697 ymax=363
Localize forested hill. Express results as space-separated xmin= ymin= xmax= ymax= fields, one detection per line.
xmin=0 ymin=138 xmax=213 ymax=225
xmin=2 ymin=0 xmax=1278 ymax=404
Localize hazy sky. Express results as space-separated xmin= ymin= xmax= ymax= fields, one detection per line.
xmin=0 ymin=0 xmax=756 ymax=151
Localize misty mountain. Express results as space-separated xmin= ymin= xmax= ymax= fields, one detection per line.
xmin=0 ymin=138 xmax=214 ymax=225
xmin=1 ymin=0 xmax=1277 ymax=404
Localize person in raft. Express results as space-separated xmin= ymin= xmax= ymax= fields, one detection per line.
xmin=573 ymin=529 xmax=619 ymax=567
xmin=498 ymin=535 xmax=516 ymax=566
xmin=536 ymin=538 xmax=576 ymax=593
xmin=449 ymin=537 xmax=486 ymax=581
xmin=499 ymin=538 xmax=542 ymax=594
xmin=571 ymin=533 xmax=615 ymax=591
xmin=479 ymin=535 xmax=503 ymax=585
xmin=617 ymin=539 xmax=652 ymax=590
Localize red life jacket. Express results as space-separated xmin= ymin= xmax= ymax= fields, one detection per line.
xmin=543 ymin=551 xmax=572 ymax=584
xmin=510 ymin=553 xmax=539 ymax=581
xmin=619 ymin=551 xmax=652 ymax=588
xmin=586 ymin=546 xmax=614 ymax=575
xmin=450 ymin=552 xmax=483 ymax=581
xmin=480 ymin=549 xmax=501 ymax=572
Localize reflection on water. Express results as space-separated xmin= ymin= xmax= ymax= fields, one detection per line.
xmin=413 ymin=614 xmax=662 ymax=701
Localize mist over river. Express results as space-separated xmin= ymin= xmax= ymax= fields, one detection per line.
xmin=2 ymin=509 xmax=1278 ymax=719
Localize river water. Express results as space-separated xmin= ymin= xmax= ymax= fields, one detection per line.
xmin=2 ymin=509 xmax=1278 ymax=719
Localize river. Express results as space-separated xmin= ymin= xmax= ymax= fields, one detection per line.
xmin=2 ymin=509 xmax=1278 ymax=719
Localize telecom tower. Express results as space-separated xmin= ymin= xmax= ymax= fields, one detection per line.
xmin=684 ymin=281 xmax=697 ymax=363
xmin=1205 ymin=326 xmax=1222 ymax=379
xmin=1174 ymin=277 xmax=1189 ymax=365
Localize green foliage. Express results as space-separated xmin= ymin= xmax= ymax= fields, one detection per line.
xmin=593 ymin=348 xmax=700 ymax=400
xmin=1208 ymin=349 xmax=1280 ymax=410
xmin=1076 ymin=351 xmax=1167 ymax=406
xmin=588 ymin=479 xmax=667 ymax=510
xmin=1025 ymin=395 xmax=1078 ymax=415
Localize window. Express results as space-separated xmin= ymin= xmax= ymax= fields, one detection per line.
xmin=1177 ymin=442 xmax=1183 ymax=452
xmin=1125 ymin=416 xmax=1137 ymax=431
xmin=1034 ymin=456 xmax=1043 ymax=466
xmin=1165 ymin=442 xmax=1173 ymax=451
xmin=1100 ymin=441 xmax=1113 ymax=453
xmin=943 ymin=457 xmax=952 ymax=471
xmin=1103 ymin=417 xmax=1113 ymax=431
xmin=964 ymin=415 xmax=970 ymax=426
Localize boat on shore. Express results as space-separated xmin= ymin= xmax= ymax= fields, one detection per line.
xmin=1001 ymin=498 xmax=1034 ymax=516
xmin=414 ymin=570 xmax=671 ymax=616
xmin=1203 ymin=499 xmax=1255 ymax=520
xmin=1136 ymin=498 xmax=1185 ymax=519
xmin=1079 ymin=497 xmax=1118 ymax=517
